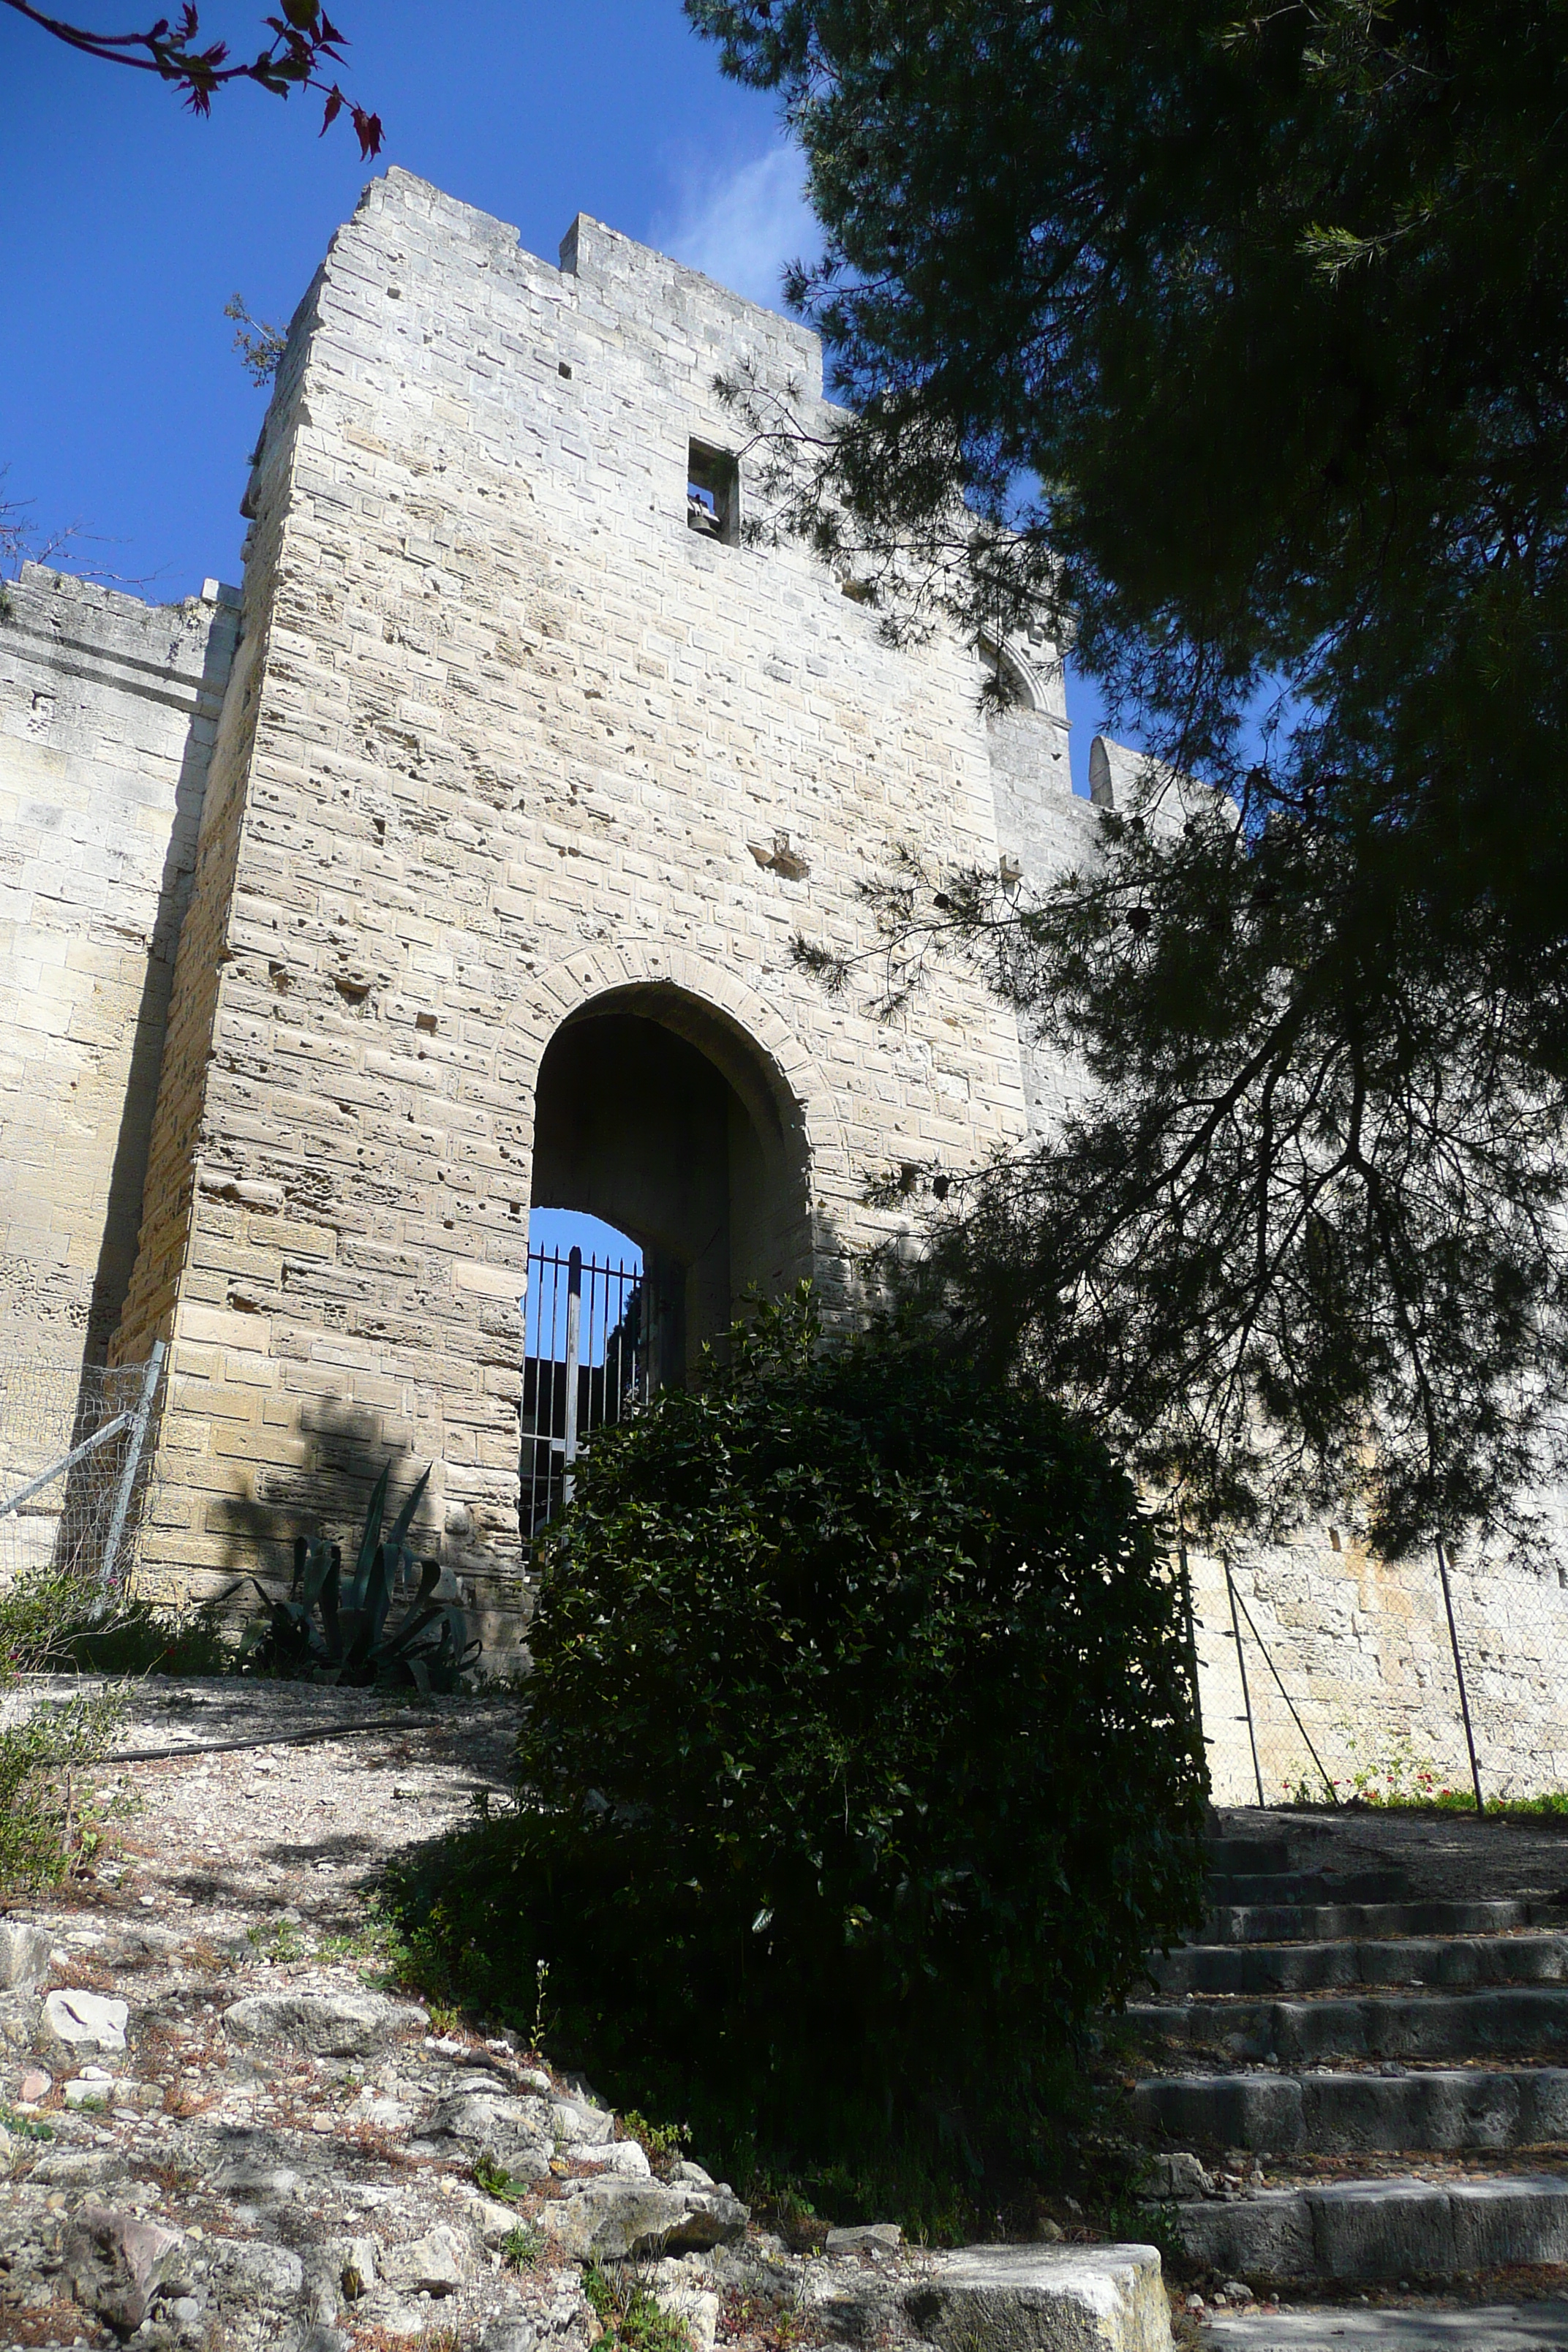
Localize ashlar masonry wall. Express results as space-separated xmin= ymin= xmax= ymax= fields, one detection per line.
xmin=0 ymin=566 xmax=237 ymax=1374
xmin=110 ymin=170 xmax=1044 ymax=1644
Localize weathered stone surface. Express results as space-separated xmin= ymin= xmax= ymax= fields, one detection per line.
xmin=542 ymin=2178 xmax=750 ymax=2261
xmin=653 ymin=2280 xmax=721 ymax=2352
xmin=586 ymin=2138 xmax=653 ymax=2179
xmin=380 ymin=2225 xmax=466 ymax=2296
xmin=42 ymin=1988 xmax=127 ymax=2052
xmin=551 ymin=2096 xmax=617 ymax=2146
xmin=826 ymin=2223 xmax=902 ymax=2254
xmin=424 ymin=2089 xmax=552 ymax=2173
xmin=222 ymin=1989 xmax=426 ymax=2057
xmin=63 ymin=2204 xmax=185 ymax=2332
xmin=0 ymin=1921 xmax=51 ymax=1991
xmin=29 ymin=2144 xmax=127 ymax=2187
xmin=0 ymin=567 xmax=238 ymax=1378
xmin=481 ymin=2323 xmax=540 ymax=2352
xmin=211 ymin=2155 xmax=304 ymax=2201
xmin=203 ymin=2236 xmax=308 ymax=2316
xmin=1141 ymin=2152 xmax=1213 ymax=2200
xmin=1172 ymin=2176 xmax=1568 ymax=2283
xmin=807 ymin=2242 xmax=1173 ymax=2352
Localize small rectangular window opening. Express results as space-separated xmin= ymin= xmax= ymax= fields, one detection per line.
xmin=687 ymin=440 xmax=738 ymax=543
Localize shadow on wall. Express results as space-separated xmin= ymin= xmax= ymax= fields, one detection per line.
xmin=87 ymin=605 xmax=240 ymax=1366
xmin=207 ymin=1392 xmax=449 ymax=1617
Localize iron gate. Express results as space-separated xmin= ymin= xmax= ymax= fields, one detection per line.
xmin=520 ymin=1244 xmax=657 ymax=1536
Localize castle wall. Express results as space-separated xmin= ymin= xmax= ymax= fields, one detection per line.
xmin=0 ymin=567 xmax=237 ymax=1379
xmin=1186 ymin=1520 xmax=1568 ymax=1806
xmin=110 ymin=170 xmax=1042 ymax=1642
xmin=5 ymin=167 xmax=1562 ymax=1776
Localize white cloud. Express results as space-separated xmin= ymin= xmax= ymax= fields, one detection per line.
xmin=650 ymin=143 xmax=818 ymax=314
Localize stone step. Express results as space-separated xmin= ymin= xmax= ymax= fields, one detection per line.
xmin=1204 ymin=1899 xmax=1554 ymax=1948
xmin=1152 ymin=1934 xmax=1568 ymax=1999
xmin=1172 ymin=2171 xmax=1568 ymax=2285
xmin=1139 ymin=1994 xmax=1568 ymax=2070
xmin=1129 ymin=1988 xmax=1568 ymax=2064
xmin=1207 ymin=1836 xmax=1294 ymax=1877
xmin=1202 ymin=2301 xmax=1568 ymax=2348
xmin=1136 ymin=2066 xmax=1568 ymax=2152
xmin=803 ymin=2239 xmax=1172 ymax=2352
xmin=1209 ymin=1872 xmax=1413 ymax=1909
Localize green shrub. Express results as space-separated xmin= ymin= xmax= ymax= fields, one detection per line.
xmin=0 ymin=1570 xmax=234 ymax=1680
xmin=0 ymin=1689 xmax=124 ymax=1894
xmin=384 ymin=1292 xmax=1205 ymax=2227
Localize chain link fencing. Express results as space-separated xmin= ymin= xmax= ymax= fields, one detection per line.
xmin=1185 ymin=1525 xmax=1568 ymax=1812
xmin=0 ymin=1345 xmax=165 ymax=1598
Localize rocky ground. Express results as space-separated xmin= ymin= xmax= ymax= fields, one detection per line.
xmin=0 ymin=1677 xmax=1172 ymax=2352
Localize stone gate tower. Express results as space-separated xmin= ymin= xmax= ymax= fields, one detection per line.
xmin=94 ymin=170 xmax=1085 ymax=1640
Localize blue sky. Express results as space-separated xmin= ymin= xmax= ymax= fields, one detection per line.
xmin=0 ymin=0 xmax=1107 ymax=783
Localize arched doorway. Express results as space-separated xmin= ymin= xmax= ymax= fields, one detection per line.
xmin=529 ymin=984 xmax=811 ymax=1373
xmin=519 ymin=985 xmax=812 ymax=1531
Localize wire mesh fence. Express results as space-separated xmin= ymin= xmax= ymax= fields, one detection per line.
xmin=1186 ymin=1526 xmax=1568 ymax=1812
xmin=0 ymin=1345 xmax=165 ymax=1597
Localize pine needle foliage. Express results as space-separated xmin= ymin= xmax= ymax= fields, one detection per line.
xmin=687 ymin=0 xmax=1568 ymax=1557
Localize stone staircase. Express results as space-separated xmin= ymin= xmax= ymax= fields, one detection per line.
xmin=1132 ymin=1825 xmax=1568 ymax=2330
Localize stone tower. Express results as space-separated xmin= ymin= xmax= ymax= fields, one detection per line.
xmin=98 ymin=170 xmax=1084 ymax=1638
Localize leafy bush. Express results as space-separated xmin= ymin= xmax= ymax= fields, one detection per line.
xmin=0 ymin=1689 xmax=124 ymax=1894
xmin=241 ymin=1461 xmax=478 ymax=1690
xmin=384 ymin=1292 xmax=1205 ymax=2226
xmin=0 ymin=1570 xmax=234 ymax=1680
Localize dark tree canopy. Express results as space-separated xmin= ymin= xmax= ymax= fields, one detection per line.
xmin=4 ymin=0 xmax=381 ymax=152
xmin=688 ymin=0 xmax=1568 ymax=1558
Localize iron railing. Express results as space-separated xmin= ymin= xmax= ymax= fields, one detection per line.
xmin=521 ymin=1245 xmax=655 ymax=1537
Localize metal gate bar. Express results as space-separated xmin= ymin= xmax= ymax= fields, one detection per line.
xmin=521 ymin=1243 xmax=650 ymax=1538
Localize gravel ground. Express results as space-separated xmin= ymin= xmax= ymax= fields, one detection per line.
xmin=0 ymin=1676 xmax=769 ymax=2352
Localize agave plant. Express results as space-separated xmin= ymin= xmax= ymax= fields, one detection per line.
xmin=243 ymin=1462 xmax=480 ymax=1691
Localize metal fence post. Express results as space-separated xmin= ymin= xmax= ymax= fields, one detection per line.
xmin=561 ymin=1248 xmax=583 ymax=1507
xmin=1224 ymin=1558 xmax=1266 ymax=1808
xmin=1177 ymin=1535 xmax=1205 ymax=1755
xmin=99 ymin=1339 xmax=165 ymax=1595
xmin=1436 ymin=1538 xmax=1486 ymax=1817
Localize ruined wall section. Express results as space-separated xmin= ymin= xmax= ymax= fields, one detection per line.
xmin=121 ymin=168 xmax=1033 ymax=1629
xmin=0 ymin=566 xmax=237 ymax=1372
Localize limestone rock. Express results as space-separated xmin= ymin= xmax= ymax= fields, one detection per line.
xmin=1142 ymin=2152 xmax=1212 ymax=2201
xmin=652 ymin=2282 xmax=721 ymax=2352
xmin=31 ymin=2145 xmax=127 ymax=2187
xmin=203 ymin=2236 xmax=307 ymax=2315
xmin=380 ymin=2225 xmax=466 ymax=2296
xmin=42 ymin=1987 xmax=127 ymax=2053
xmin=826 ymin=2223 xmax=902 ymax=2254
xmin=211 ymin=2155 xmax=303 ymax=2202
xmin=222 ymin=1989 xmax=426 ymax=2057
xmin=0 ymin=1921 xmax=51 ymax=1991
xmin=671 ymin=2160 xmax=715 ymax=2187
xmin=587 ymin=2138 xmax=653 ymax=2179
xmin=63 ymin=2205 xmax=185 ymax=2332
xmin=482 ymin=2324 xmax=539 ymax=2352
xmin=807 ymin=2241 xmax=1173 ymax=2352
xmin=425 ymin=2087 xmax=553 ymax=2171
xmin=473 ymin=2195 xmax=529 ymax=2246
xmin=543 ymin=2178 xmax=750 ymax=2262
xmin=552 ymin=2095 xmax=617 ymax=2146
